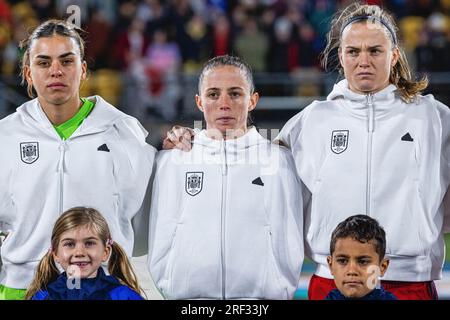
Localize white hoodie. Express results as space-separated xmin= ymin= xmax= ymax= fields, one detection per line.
xmin=0 ymin=96 xmax=156 ymax=289
xmin=148 ymin=127 xmax=304 ymax=299
xmin=278 ymin=80 xmax=450 ymax=281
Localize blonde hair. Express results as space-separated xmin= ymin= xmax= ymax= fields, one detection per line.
xmin=321 ymin=2 xmax=428 ymax=102
xmin=25 ymin=207 xmax=145 ymax=300
xmin=19 ymin=19 xmax=86 ymax=98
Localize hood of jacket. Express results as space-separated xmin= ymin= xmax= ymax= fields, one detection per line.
xmin=326 ymin=79 xmax=403 ymax=119
xmin=15 ymin=95 xmax=148 ymax=139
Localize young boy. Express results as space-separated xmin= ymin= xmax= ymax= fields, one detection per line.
xmin=325 ymin=215 xmax=397 ymax=300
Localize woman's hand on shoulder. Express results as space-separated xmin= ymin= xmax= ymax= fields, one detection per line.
xmin=162 ymin=125 xmax=195 ymax=151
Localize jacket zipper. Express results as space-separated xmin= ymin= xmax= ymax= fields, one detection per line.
xmin=220 ymin=139 xmax=228 ymax=299
xmin=366 ymin=93 xmax=374 ymax=216
xmin=57 ymin=139 xmax=67 ymax=215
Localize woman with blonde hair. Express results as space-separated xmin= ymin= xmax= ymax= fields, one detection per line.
xmin=277 ymin=2 xmax=449 ymax=300
xmin=26 ymin=207 xmax=144 ymax=300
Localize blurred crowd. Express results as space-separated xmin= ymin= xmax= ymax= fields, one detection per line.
xmin=0 ymin=0 xmax=449 ymax=122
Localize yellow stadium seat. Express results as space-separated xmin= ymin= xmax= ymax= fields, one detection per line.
xmin=81 ymin=69 xmax=122 ymax=106
xmin=399 ymin=16 xmax=425 ymax=51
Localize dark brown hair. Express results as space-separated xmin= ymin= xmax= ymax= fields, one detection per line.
xmin=330 ymin=215 xmax=386 ymax=260
xmin=19 ymin=19 xmax=86 ymax=98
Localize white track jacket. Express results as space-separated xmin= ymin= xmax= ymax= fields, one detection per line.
xmin=0 ymin=96 xmax=156 ymax=289
xmin=148 ymin=127 xmax=304 ymax=299
xmin=278 ymin=80 xmax=450 ymax=282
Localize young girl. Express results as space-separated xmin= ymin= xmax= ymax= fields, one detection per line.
xmin=25 ymin=207 xmax=145 ymax=300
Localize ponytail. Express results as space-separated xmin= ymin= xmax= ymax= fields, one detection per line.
xmin=108 ymin=242 xmax=145 ymax=298
xmin=25 ymin=251 xmax=59 ymax=300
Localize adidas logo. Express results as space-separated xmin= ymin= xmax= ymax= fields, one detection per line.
xmin=97 ymin=144 xmax=110 ymax=152
xmin=252 ymin=177 xmax=264 ymax=186
xmin=401 ymin=133 xmax=413 ymax=142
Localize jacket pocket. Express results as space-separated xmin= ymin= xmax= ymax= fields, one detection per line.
xmin=385 ymin=180 xmax=426 ymax=257
xmin=305 ymin=179 xmax=331 ymax=256
xmin=161 ymin=223 xmax=182 ymax=297
xmin=263 ymin=226 xmax=287 ymax=299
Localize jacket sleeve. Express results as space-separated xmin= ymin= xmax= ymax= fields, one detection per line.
xmin=31 ymin=290 xmax=49 ymax=300
xmin=274 ymin=103 xmax=315 ymax=149
xmin=274 ymin=104 xmax=318 ymax=192
xmin=441 ymin=100 xmax=450 ymax=233
xmin=0 ymin=167 xmax=5 ymax=263
xmin=0 ymin=139 xmax=13 ymax=271
xmin=265 ymin=147 xmax=304 ymax=293
xmin=112 ymin=118 xmax=157 ymax=256
xmin=109 ymin=286 xmax=145 ymax=300
xmin=274 ymin=110 xmax=303 ymax=149
xmin=147 ymin=151 xmax=183 ymax=295
xmin=444 ymin=187 xmax=450 ymax=233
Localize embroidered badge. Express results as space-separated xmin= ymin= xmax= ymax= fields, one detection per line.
xmin=331 ymin=130 xmax=349 ymax=154
xmin=186 ymin=172 xmax=204 ymax=196
xmin=20 ymin=142 xmax=39 ymax=164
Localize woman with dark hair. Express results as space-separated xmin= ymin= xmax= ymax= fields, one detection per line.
xmin=149 ymin=55 xmax=303 ymax=299
xmin=0 ymin=20 xmax=156 ymax=299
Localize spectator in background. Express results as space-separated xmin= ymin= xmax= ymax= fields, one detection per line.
xmin=114 ymin=0 xmax=138 ymax=33
xmin=168 ymin=1 xmax=196 ymax=69
xmin=415 ymin=27 xmax=435 ymax=72
xmin=182 ymin=14 xmax=210 ymax=71
xmin=267 ymin=15 xmax=297 ymax=96
xmin=145 ymin=28 xmax=182 ymax=121
xmin=31 ymin=0 xmax=56 ymax=21
xmin=0 ymin=0 xmax=12 ymax=26
xmin=259 ymin=6 xmax=276 ymax=34
xmin=0 ymin=2 xmax=11 ymax=73
xmin=294 ymin=22 xmax=320 ymax=69
xmin=306 ymin=0 xmax=335 ymax=51
xmin=84 ymin=8 xmax=111 ymax=70
xmin=138 ymin=0 xmax=168 ymax=37
xmin=415 ymin=10 xmax=450 ymax=72
xmin=234 ymin=17 xmax=269 ymax=72
xmin=136 ymin=0 xmax=163 ymax=25
xmin=211 ymin=12 xmax=231 ymax=57
xmin=114 ymin=17 xmax=150 ymax=121
xmin=268 ymin=15 xmax=296 ymax=73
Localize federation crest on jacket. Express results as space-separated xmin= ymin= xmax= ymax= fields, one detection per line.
xmin=20 ymin=142 xmax=39 ymax=164
xmin=331 ymin=130 xmax=349 ymax=154
xmin=186 ymin=172 xmax=204 ymax=196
